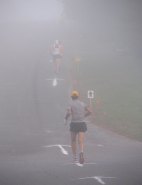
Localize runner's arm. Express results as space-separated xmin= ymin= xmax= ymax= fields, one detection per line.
xmin=65 ymin=108 xmax=71 ymax=120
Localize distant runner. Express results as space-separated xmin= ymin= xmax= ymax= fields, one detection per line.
xmin=65 ymin=90 xmax=91 ymax=164
xmin=50 ymin=40 xmax=64 ymax=74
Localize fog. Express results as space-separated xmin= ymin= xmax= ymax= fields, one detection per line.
xmin=0 ymin=0 xmax=62 ymax=22
xmin=0 ymin=0 xmax=141 ymax=149
xmin=0 ymin=1 xmax=142 ymax=185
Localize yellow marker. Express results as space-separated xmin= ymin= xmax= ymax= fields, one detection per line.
xmin=74 ymin=57 xmax=81 ymax=64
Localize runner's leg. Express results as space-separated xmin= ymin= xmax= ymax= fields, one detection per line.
xmin=78 ymin=132 xmax=85 ymax=164
xmin=78 ymin=132 xmax=84 ymax=153
xmin=52 ymin=55 xmax=57 ymax=74
xmin=56 ymin=58 xmax=61 ymax=73
xmin=70 ymin=132 xmax=77 ymax=162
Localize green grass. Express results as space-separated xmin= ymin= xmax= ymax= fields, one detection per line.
xmin=77 ymin=57 xmax=142 ymax=141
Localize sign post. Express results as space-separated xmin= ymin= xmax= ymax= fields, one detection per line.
xmin=87 ymin=90 xmax=96 ymax=110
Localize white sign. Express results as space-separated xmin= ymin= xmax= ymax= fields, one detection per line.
xmin=88 ymin=90 xmax=94 ymax=99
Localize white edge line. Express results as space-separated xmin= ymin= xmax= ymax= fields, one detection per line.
xmin=43 ymin=145 xmax=71 ymax=147
xmin=58 ymin=145 xmax=68 ymax=155
xmin=75 ymin=163 xmax=84 ymax=167
xmin=46 ymin=78 xmax=65 ymax=81
xmin=42 ymin=145 xmax=70 ymax=155
xmin=95 ymin=177 xmax=105 ymax=185
xmin=97 ymin=144 xmax=104 ymax=147
xmin=76 ymin=176 xmax=116 ymax=185
xmin=64 ymin=162 xmax=96 ymax=166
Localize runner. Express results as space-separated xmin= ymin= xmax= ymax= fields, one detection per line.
xmin=65 ymin=90 xmax=91 ymax=164
xmin=50 ymin=40 xmax=64 ymax=74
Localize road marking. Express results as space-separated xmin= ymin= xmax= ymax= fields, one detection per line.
xmin=77 ymin=176 xmax=116 ymax=184
xmin=45 ymin=130 xmax=54 ymax=134
xmin=64 ymin=162 xmax=96 ymax=166
xmin=64 ymin=162 xmax=83 ymax=167
xmin=97 ymin=144 xmax=104 ymax=147
xmin=46 ymin=78 xmax=54 ymax=80
xmin=58 ymin=145 xmax=68 ymax=155
xmin=75 ymin=163 xmax=84 ymax=167
xmin=46 ymin=78 xmax=64 ymax=87
xmin=95 ymin=177 xmax=106 ymax=184
xmin=83 ymin=162 xmax=96 ymax=165
xmin=88 ymin=143 xmax=104 ymax=147
xmin=46 ymin=78 xmax=64 ymax=81
xmin=43 ymin=145 xmax=71 ymax=155
xmin=53 ymin=78 xmax=57 ymax=86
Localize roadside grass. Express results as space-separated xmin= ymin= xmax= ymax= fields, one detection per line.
xmin=63 ymin=25 xmax=142 ymax=141
xmin=77 ymin=57 xmax=142 ymax=141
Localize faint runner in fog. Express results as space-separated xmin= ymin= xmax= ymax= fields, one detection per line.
xmin=49 ymin=39 xmax=64 ymax=75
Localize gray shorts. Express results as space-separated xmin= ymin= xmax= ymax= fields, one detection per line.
xmin=52 ymin=54 xmax=62 ymax=61
xmin=70 ymin=122 xmax=87 ymax=133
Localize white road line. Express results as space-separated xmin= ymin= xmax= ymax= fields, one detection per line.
xmin=46 ymin=78 xmax=65 ymax=87
xmin=83 ymin=162 xmax=96 ymax=165
xmin=97 ymin=144 xmax=104 ymax=147
xmin=46 ymin=78 xmax=65 ymax=81
xmin=53 ymin=78 xmax=57 ymax=86
xmin=64 ymin=162 xmax=84 ymax=167
xmin=45 ymin=130 xmax=54 ymax=134
xmin=75 ymin=163 xmax=84 ymax=167
xmin=78 ymin=177 xmax=105 ymax=185
xmin=43 ymin=145 xmax=71 ymax=155
xmin=46 ymin=78 xmax=54 ymax=80
xmin=78 ymin=176 xmax=116 ymax=185
xmin=64 ymin=162 xmax=96 ymax=166
xmin=88 ymin=143 xmax=104 ymax=147
xmin=58 ymin=145 xmax=68 ymax=155
xmin=95 ymin=177 xmax=105 ymax=185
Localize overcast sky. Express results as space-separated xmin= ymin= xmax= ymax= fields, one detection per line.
xmin=0 ymin=0 xmax=63 ymax=22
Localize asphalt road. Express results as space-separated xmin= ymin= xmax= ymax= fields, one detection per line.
xmin=0 ymin=23 xmax=142 ymax=185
